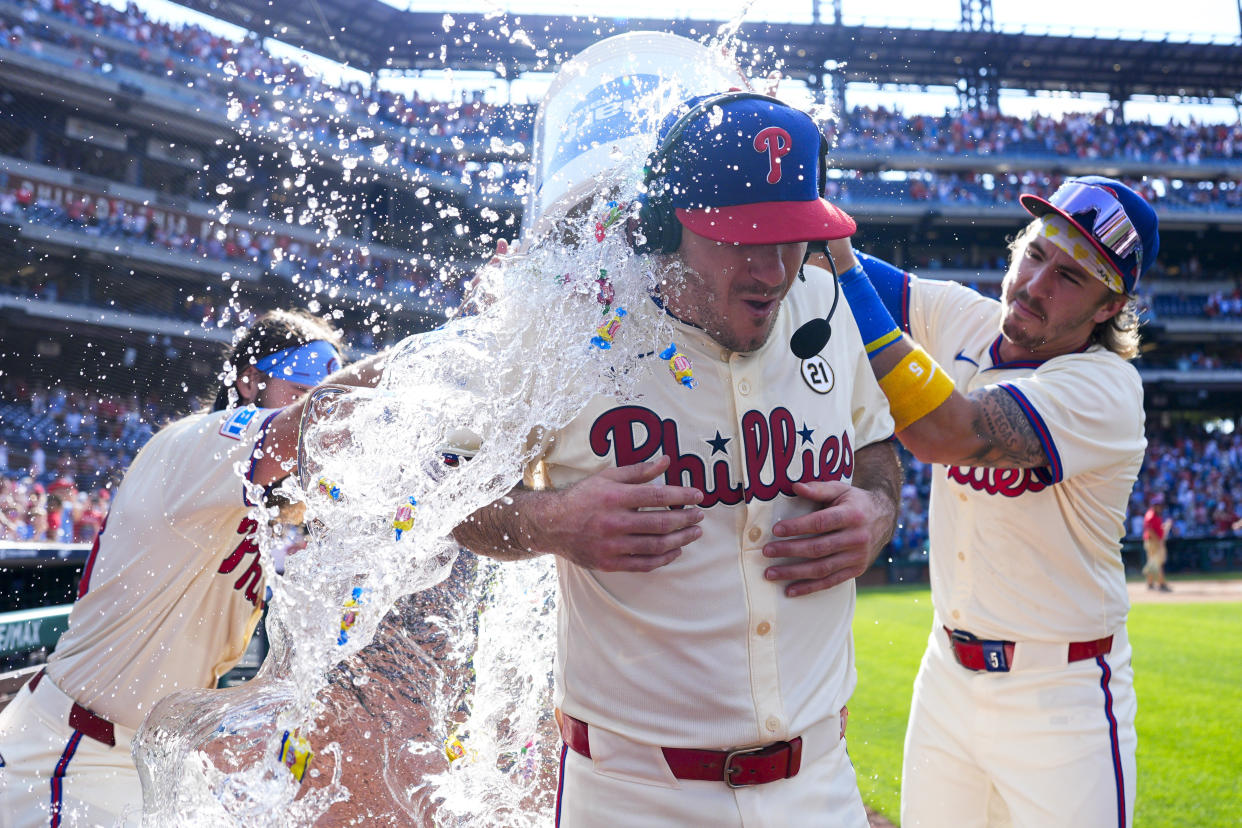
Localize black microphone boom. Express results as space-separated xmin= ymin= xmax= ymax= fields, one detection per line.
xmin=789 ymin=251 xmax=841 ymax=359
xmin=790 ymin=318 xmax=833 ymax=360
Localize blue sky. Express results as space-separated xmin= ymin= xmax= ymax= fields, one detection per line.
xmin=109 ymin=0 xmax=1242 ymax=122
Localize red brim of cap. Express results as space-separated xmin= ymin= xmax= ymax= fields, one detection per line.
xmin=1019 ymin=192 xmax=1128 ymax=288
xmin=675 ymin=199 xmax=856 ymax=244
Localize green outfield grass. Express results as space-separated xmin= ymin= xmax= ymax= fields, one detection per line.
xmin=850 ymin=583 xmax=1242 ymax=827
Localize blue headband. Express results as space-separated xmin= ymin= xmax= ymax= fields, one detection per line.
xmin=254 ymin=340 xmax=341 ymax=386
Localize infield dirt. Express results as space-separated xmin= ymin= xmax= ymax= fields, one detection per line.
xmin=1127 ymin=577 xmax=1242 ymax=603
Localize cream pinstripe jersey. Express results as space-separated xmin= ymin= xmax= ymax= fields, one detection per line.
xmin=45 ymin=406 xmax=278 ymax=731
xmin=534 ymin=263 xmax=894 ymax=750
xmin=903 ymin=276 xmax=1145 ymax=642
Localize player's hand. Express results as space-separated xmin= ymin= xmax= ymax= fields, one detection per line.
xmin=531 ymin=455 xmax=704 ymax=573
xmin=489 ymin=237 xmax=516 ymax=263
xmin=762 ymin=480 xmax=894 ymax=597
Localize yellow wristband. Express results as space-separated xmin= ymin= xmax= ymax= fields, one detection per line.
xmin=877 ymin=347 xmax=955 ymax=431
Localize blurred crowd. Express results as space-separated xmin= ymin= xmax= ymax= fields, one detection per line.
xmin=0 ymin=182 xmax=465 ymax=315
xmin=827 ymin=168 xmax=1242 ymax=213
xmin=887 ymin=417 xmax=1242 ymax=563
xmin=1131 ymin=421 xmax=1242 ymax=540
xmin=0 ymin=0 xmax=529 ymax=184
xmin=832 ymin=105 xmax=1242 ymax=164
xmin=1 ymin=171 xmax=1238 ymax=330
xmin=1 ymin=0 xmax=1240 ymax=561
xmin=0 ymin=0 xmax=531 ymax=148
xmin=1 ymin=0 xmax=1239 ymax=212
xmin=1 ymin=0 xmax=1240 ymax=334
xmin=0 ymin=474 xmax=109 ymax=544
xmin=0 ymin=382 xmax=169 ymax=543
xmin=3 ymin=367 xmax=1238 ymax=550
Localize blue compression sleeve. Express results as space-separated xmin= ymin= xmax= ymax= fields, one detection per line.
xmin=855 ymin=251 xmax=911 ymax=332
xmin=838 ymin=263 xmax=901 ymax=357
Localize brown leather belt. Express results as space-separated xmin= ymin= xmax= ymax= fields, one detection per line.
xmin=944 ymin=626 xmax=1114 ymax=673
xmin=558 ymin=712 xmax=802 ymax=788
xmin=28 ymin=669 xmax=117 ymax=747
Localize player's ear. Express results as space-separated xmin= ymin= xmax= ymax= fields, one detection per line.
xmin=1092 ymin=293 xmax=1128 ymax=324
xmin=236 ymin=366 xmax=264 ymax=406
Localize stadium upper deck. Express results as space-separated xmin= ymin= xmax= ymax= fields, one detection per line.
xmin=2 ymin=0 xmax=1242 ymax=581
xmin=1 ymin=0 xmax=1240 ymax=383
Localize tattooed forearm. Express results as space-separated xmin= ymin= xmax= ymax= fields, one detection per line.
xmin=963 ymin=386 xmax=1050 ymax=468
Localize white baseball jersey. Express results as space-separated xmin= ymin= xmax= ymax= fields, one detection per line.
xmin=44 ymin=405 xmax=278 ymax=730
xmin=902 ymin=276 xmax=1145 ymax=642
xmin=533 ymin=263 xmax=894 ymax=751
xmin=896 ymin=273 xmax=1143 ymax=828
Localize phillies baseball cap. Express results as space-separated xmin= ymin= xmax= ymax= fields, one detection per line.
xmin=1020 ymin=176 xmax=1159 ymax=295
xmin=651 ymin=93 xmax=856 ymax=244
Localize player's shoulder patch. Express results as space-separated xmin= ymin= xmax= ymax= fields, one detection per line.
xmin=218 ymin=406 xmax=259 ymax=441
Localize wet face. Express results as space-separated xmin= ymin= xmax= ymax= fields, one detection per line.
xmin=665 ymin=227 xmax=807 ymax=354
xmin=237 ymin=366 xmax=312 ymax=409
xmin=998 ymin=234 xmax=1126 ymax=362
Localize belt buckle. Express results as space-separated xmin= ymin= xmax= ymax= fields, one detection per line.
xmin=947 ymin=627 xmax=977 ymax=668
xmin=948 ymin=628 xmax=979 ymax=645
xmin=723 ymin=744 xmax=771 ymax=788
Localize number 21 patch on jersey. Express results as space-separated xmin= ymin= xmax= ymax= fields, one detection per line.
xmin=800 ymin=355 xmax=835 ymax=394
xmin=219 ymin=406 xmax=258 ymax=440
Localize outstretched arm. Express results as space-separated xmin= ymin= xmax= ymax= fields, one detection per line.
xmin=453 ymin=455 xmax=705 ymax=572
xmin=250 ymin=350 xmax=393 ymax=487
xmin=816 ymin=243 xmax=1048 ymax=469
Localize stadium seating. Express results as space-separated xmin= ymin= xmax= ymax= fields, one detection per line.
xmin=1 ymin=0 xmax=1240 ymax=570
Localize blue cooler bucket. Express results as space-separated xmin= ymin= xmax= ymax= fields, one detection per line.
xmin=525 ymin=32 xmax=749 ymax=237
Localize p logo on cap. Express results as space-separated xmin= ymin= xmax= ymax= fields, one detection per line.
xmin=754 ymin=126 xmax=792 ymax=184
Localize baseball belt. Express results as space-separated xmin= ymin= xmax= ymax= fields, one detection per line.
xmin=944 ymin=626 xmax=1114 ymax=673
xmin=27 ymin=669 xmax=117 ymax=747
xmin=557 ymin=712 xmax=802 ymax=788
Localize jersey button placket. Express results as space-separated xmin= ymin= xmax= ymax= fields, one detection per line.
xmin=948 ymin=482 xmax=975 ymax=630
xmin=743 ymin=510 xmax=781 ymax=741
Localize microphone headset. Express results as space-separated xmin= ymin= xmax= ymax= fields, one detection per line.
xmin=628 ymin=90 xmax=842 ymax=359
xmin=788 ymin=242 xmax=840 ymax=360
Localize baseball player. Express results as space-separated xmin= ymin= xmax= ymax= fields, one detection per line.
xmin=1141 ymin=499 xmax=1172 ymax=591
xmin=0 ymin=309 xmax=389 ymax=827
xmin=821 ymin=175 xmax=1158 ymax=826
xmin=455 ymin=92 xmax=900 ymax=826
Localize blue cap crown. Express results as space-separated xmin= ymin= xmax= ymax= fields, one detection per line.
xmin=647 ymin=92 xmax=855 ymax=244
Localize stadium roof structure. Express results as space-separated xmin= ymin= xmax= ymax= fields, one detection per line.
xmin=174 ymin=2 xmax=1242 ymax=103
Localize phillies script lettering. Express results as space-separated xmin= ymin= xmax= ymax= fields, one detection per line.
xmin=218 ymin=516 xmax=263 ymax=606
xmin=590 ymin=406 xmax=852 ymax=507
xmin=945 ymin=465 xmax=1049 ymax=497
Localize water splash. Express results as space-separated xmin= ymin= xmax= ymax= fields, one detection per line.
xmin=133 ymin=21 xmax=764 ymax=826
xmin=134 ymin=181 xmax=688 ymax=825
